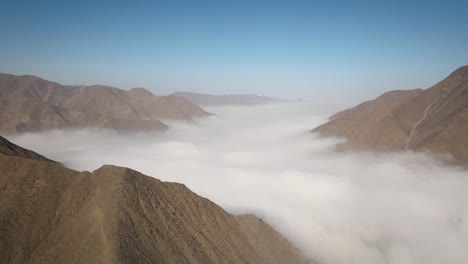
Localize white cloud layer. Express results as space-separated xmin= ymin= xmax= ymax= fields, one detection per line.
xmin=9 ymin=103 xmax=468 ymax=264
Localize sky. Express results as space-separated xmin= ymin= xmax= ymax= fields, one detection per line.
xmin=1 ymin=0 xmax=468 ymax=105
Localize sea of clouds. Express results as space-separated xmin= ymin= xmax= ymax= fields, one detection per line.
xmin=9 ymin=103 xmax=468 ymax=264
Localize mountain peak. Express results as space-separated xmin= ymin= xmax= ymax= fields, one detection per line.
xmin=128 ymin=87 xmax=154 ymax=97
xmin=0 ymin=139 xmax=307 ymax=264
xmin=449 ymin=65 xmax=468 ymax=77
xmin=0 ymin=73 xmax=210 ymax=133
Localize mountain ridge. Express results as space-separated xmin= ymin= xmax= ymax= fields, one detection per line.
xmin=313 ymin=65 xmax=468 ymax=164
xmin=0 ymin=73 xmax=209 ymax=133
xmin=0 ymin=138 xmax=308 ymax=264
xmin=170 ymin=91 xmax=284 ymax=106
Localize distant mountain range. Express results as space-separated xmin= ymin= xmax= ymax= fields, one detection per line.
xmin=313 ymin=65 xmax=468 ymax=165
xmin=170 ymin=91 xmax=285 ymax=106
xmin=0 ymin=74 xmax=209 ymax=133
xmin=0 ymin=135 xmax=308 ymax=264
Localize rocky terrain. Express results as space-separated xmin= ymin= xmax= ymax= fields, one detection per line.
xmin=170 ymin=91 xmax=284 ymax=106
xmin=0 ymin=136 xmax=307 ymax=264
xmin=0 ymin=74 xmax=209 ymax=133
xmin=313 ymin=65 xmax=468 ymax=164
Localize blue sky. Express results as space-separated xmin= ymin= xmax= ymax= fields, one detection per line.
xmin=1 ymin=0 xmax=467 ymax=105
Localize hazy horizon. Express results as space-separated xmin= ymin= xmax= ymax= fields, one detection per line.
xmin=1 ymin=1 xmax=468 ymax=106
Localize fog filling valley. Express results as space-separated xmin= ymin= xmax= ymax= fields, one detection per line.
xmin=9 ymin=103 xmax=468 ymax=264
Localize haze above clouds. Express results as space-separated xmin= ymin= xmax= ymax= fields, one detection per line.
xmin=2 ymin=1 xmax=468 ymax=104
xmin=9 ymin=103 xmax=468 ymax=264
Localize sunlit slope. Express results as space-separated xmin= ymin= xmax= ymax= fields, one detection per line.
xmin=0 ymin=73 xmax=209 ymax=133
xmin=0 ymin=138 xmax=307 ymax=264
xmin=313 ymin=65 xmax=468 ymax=164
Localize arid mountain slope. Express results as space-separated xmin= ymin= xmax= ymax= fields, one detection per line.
xmin=0 ymin=135 xmax=54 ymax=162
xmin=0 ymin=73 xmax=209 ymax=129
xmin=313 ymin=89 xmax=424 ymax=150
xmin=0 ymin=141 xmax=307 ymax=264
xmin=0 ymin=98 xmax=167 ymax=133
xmin=313 ymin=65 xmax=468 ymax=164
xmin=171 ymin=91 xmax=283 ymax=106
xmin=0 ymin=74 xmax=74 ymax=102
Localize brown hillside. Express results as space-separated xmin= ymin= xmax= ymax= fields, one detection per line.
xmin=313 ymin=65 xmax=468 ymax=164
xmin=0 ymin=98 xmax=167 ymax=134
xmin=0 ymin=142 xmax=307 ymax=264
xmin=0 ymin=73 xmax=209 ymax=133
